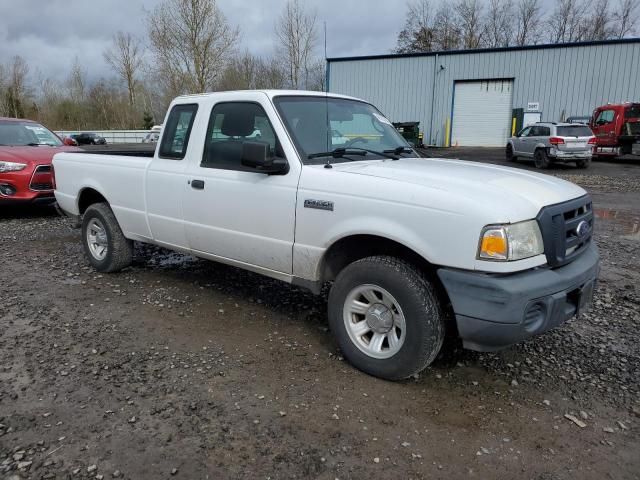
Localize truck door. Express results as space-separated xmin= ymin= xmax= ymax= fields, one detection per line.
xmin=145 ymin=103 xmax=199 ymax=249
xmin=592 ymin=108 xmax=616 ymax=147
xmin=182 ymin=97 xmax=299 ymax=275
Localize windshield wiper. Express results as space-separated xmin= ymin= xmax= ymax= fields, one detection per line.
xmin=308 ymin=147 xmax=399 ymax=160
xmin=308 ymin=148 xmax=367 ymax=159
xmin=384 ymin=146 xmax=414 ymax=156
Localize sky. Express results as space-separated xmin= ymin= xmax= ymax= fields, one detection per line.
xmin=0 ymin=0 xmax=407 ymax=84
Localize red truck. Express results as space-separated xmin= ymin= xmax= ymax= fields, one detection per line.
xmin=590 ymin=102 xmax=640 ymax=158
xmin=0 ymin=117 xmax=79 ymax=205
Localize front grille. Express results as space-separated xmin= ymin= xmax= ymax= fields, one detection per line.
xmin=30 ymin=165 xmax=53 ymax=192
xmin=536 ymin=195 xmax=593 ymax=267
xmin=30 ymin=182 xmax=54 ymax=191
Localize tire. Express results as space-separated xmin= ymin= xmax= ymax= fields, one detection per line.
xmin=82 ymin=202 xmax=133 ymax=272
xmin=534 ymin=148 xmax=550 ymax=169
xmin=506 ymin=144 xmax=517 ymax=162
xmin=328 ymin=256 xmax=445 ymax=380
xmin=576 ymin=158 xmax=591 ymax=169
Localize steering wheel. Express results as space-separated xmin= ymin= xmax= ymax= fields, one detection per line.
xmin=344 ymin=137 xmax=369 ymax=148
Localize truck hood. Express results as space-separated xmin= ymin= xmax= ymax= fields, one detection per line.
xmin=0 ymin=145 xmax=79 ymax=165
xmin=326 ymin=157 xmax=586 ymax=217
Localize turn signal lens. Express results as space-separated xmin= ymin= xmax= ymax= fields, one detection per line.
xmin=479 ymin=228 xmax=508 ymax=260
xmin=478 ymin=220 xmax=544 ymax=261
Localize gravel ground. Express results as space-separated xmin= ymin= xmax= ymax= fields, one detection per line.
xmin=1 ymin=154 xmax=639 ymax=479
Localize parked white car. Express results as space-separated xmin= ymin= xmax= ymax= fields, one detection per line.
xmin=53 ymin=90 xmax=599 ymax=380
xmin=507 ymin=122 xmax=595 ymax=169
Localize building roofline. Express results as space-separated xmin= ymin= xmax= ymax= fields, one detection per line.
xmin=327 ymin=37 xmax=640 ymax=63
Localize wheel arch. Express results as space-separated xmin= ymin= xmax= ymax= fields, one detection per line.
xmin=320 ymin=234 xmax=436 ymax=283
xmin=77 ymin=187 xmax=110 ymax=214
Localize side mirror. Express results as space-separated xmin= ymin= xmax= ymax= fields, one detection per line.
xmin=63 ymin=137 xmax=77 ymax=146
xmin=241 ymin=141 xmax=288 ymax=175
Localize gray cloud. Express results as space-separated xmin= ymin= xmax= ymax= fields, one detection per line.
xmin=0 ymin=0 xmax=403 ymax=85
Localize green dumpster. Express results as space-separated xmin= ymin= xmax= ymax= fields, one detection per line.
xmin=392 ymin=122 xmax=422 ymax=147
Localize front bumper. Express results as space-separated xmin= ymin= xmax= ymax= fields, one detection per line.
xmin=0 ymin=165 xmax=54 ymax=204
xmin=437 ymin=243 xmax=599 ymax=352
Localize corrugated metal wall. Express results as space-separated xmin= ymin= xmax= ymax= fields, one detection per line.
xmin=327 ymin=40 xmax=640 ymax=147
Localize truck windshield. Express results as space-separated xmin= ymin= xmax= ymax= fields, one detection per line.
xmin=556 ymin=125 xmax=593 ymax=137
xmin=273 ymin=96 xmax=409 ymax=164
xmin=0 ymin=120 xmax=62 ymax=146
xmin=625 ymin=105 xmax=640 ymax=119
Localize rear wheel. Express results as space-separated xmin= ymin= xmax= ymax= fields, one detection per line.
xmin=506 ymin=144 xmax=517 ymax=162
xmin=576 ymin=158 xmax=591 ymax=169
xmin=328 ymin=256 xmax=445 ymax=380
xmin=82 ymin=202 xmax=133 ymax=272
xmin=534 ymin=148 xmax=550 ymax=169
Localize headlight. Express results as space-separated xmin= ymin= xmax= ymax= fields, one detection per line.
xmin=478 ymin=220 xmax=544 ymax=261
xmin=0 ymin=161 xmax=27 ymax=173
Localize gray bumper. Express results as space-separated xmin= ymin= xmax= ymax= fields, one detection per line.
xmin=437 ymin=243 xmax=599 ymax=352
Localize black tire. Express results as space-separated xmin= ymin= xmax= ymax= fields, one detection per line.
xmin=82 ymin=202 xmax=133 ymax=272
xmin=534 ymin=148 xmax=550 ymax=169
xmin=506 ymin=144 xmax=517 ymax=162
xmin=328 ymin=256 xmax=445 ymax=380
xmin=576 ymin=158 xmax=591 ymax=169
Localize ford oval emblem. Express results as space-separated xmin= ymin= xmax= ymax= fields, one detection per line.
xmin=576 ymin=220 xmax=590 ymax=238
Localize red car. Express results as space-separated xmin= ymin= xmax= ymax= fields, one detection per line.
xmin=0 ymin=117 xmax=79 ymax=205
xmin=590 ymin=102 xmax=640 ymax=158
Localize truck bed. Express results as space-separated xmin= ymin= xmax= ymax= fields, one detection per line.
xmin=78 ymin=143 xmax=156 ymax=157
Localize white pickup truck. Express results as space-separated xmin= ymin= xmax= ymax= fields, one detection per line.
xmin=54 ymin=90 xmax=599 ymax=380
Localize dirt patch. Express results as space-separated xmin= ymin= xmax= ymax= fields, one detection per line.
xmin=1 ymin=183 xmax=639 ymax=479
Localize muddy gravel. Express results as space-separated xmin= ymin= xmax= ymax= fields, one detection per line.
xmin=1 ymin=156 xmax=639 ymax=479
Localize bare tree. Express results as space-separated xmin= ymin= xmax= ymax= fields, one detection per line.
xmin=148 ymin=0 xmax=240 ymax=95
xmin=456 ymin=0 xmax=485 ymax=48
xmin=104 ymin=31 xmax=144 ymax=105
xmin=67 ymin=58 xmax=87 ymax=102
xmin=547 ymin=0 xmax=589 ymax=43
xmin=583 ymin=0 xmax=614 ymax=39
xmin=485 ymin=0 xmax=513 ymax=47
xmin=613 ymin=0 xmax=640 ymax=37
xmin=5 ymin=56 xmax=30 ymax=118
xmin=514 ymin=0 xmax=543 ymax=45
xmin=432 ymin=3 xmax=462 ymax=50
xmin=395 ymin=0 xmax=436 ymax=53
xmin=275 ymin=0 xmax=318 ymax=89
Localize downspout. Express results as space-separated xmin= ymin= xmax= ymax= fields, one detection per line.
xmin=428 ymin=53 xmax=438 ymax=146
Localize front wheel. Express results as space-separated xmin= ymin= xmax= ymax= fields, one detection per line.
xmin=534 ymin=148 xmax=550 ymax=169
xmin=328 ymin=256 xmax=445 ymax=380
xmin=82 ymin=202 xmax=133 ymax=272
xmin=506 ymin=144 xmax=517 ymax=162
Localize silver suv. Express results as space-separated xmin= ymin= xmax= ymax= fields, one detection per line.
xmin=506 ymin=122 xmax=595 ymax=169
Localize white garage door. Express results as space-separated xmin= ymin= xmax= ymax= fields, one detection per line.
xmin=451 ymin=80 xmax=513 ymax=147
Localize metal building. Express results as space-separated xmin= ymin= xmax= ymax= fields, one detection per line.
xmin=326 ymin=38 xmax=640 ymax=147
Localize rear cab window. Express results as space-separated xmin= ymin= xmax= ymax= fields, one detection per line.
xmin=159 ymin=103 xmax=198 ymax=160
xmin=625 ymin=105 xmax=640 ymax=119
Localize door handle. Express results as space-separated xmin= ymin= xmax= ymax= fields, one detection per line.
xmin=191 ymin=179 xmax=205 ymax=190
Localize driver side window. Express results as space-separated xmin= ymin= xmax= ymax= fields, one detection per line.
xmin=201 ymin=102 xmax=284 ymax=172
xmin=518 ymin=127 xmax=531 ymax=137
xmin=596 ymin=110 xmax=615 ymax=124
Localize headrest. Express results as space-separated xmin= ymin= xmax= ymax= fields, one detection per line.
xmin=221 ymin=108 xmax=255 ymax=137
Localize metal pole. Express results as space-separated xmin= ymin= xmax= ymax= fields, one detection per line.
xmin=428 ymin=54 xmax=438 ymax=146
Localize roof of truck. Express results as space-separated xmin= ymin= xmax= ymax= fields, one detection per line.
xmin=174 ymin=89 xmax=364 ymax=102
